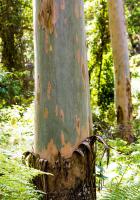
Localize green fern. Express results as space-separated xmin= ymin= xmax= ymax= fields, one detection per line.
xmin=99 ymin=184 xmax=140 ymax=200
xmin=0 ymin=150 xmax=43 ymax=200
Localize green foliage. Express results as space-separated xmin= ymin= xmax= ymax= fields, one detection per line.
xmin=125 ymin=0 xmax=140 ymax=55
xmin=0 ymin=0 xmax=33 ymax=71
xmin=0 ymin=104 xmax=34 ymax=152
xmin=85 ymin=0 xmax=114 ymax=116
xmin=0 ymin=152 xmax=42 ymax=200
xmin=0 ymin=68 xmax=34 ymax=107
xmin=99 ymin=184 xmax=140 ymax=200
xmin=97 ymin=138 xmax=140 ymax=200
xmin=0 ymin=104 xmax=44 ymax=199
xmin=0 ymin=0 xmax=33 ymax=107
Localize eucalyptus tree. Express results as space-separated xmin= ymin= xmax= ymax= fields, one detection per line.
xmin=30 ymin=0 xmax=96 ymax=199
xmin=108 ymin=0 xmax=134 ymax=143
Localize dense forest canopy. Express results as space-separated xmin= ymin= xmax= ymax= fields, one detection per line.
xmin=0 ymin=0 xmax=140 ymax=199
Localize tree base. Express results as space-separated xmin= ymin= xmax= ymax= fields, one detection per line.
xmin=23 ymin=136 xmax=98 ymax=200
xmin=42 ymin=183 xmax=95 ymax=200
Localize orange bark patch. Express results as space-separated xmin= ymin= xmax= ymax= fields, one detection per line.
xmin=59 ymin=109 xmax=65 ymax=122
xmin=75 ymin=115 xmax=80 ymax=136
xmin=37 ymin=121 xmax=89 ymax=162
xmin=74 ymin=1 xmax=80 ymax=19
xmin=58 ymin=121 xmax=89 ymax=159
xmin=60 ymin=131 xmax=65 ymax=145
xmin=38 ymin=0 xmax=56 ymax=54
xmin=47 ymin=81 xmax=52 ymax=100
xmin=38 ymin=0 xmax=54 ymax=33
xmin=55 ymin=106 xmax=64 ymax=122
xmin=39 ymin=139 xmax=58 ymax=163
xmin=47 ymin=139 xmax=58 ymax=156
xmin=60 ymin=0 xmax=65 ymax=10
xmin=44 ymin=108 xmax=49 ymax=119
xmin=60 ymin=142 xmax=73 ymax=158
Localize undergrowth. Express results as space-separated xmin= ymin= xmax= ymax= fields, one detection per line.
xmin=0 ymin=104 xmax=43 ymax=200
xmin=0 ymin=104 xmax=140 ymax=199
xmin=97 ymin=137 xmax=140 ymax=200
xmin=0 ymin=151 xmax=43 ymax=200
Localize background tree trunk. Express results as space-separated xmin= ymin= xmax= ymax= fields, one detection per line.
xmin=33 ymin=0 xmax=95 ymax=199
xmin=107 ymin=0 xmax=134 ymax=143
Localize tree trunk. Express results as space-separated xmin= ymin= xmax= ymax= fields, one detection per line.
xmin=107 ymin=0 xmax=134 ymax=143
xmin=32 ymin=0 xmax=95 ymax=199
